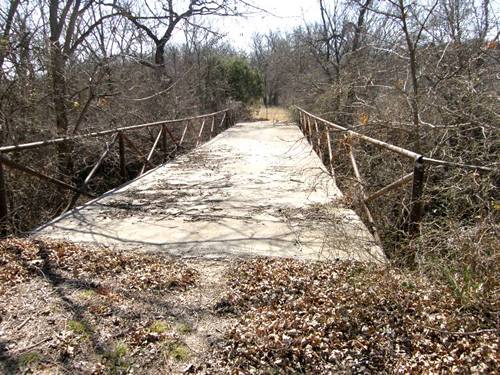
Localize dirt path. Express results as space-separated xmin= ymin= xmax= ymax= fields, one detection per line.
xmin=35 ymin=121 xmax=383 ymax=262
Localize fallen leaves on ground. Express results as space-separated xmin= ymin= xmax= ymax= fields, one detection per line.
xmin=0 ymin=237 xmax=197 ymax=296
xmin=206 ymin=258 xmax=499 ymax=374
xmin=2 ymin=241 xmax=498 ymax=374
xmin=0 ymin=238 xmax=199 ymax=374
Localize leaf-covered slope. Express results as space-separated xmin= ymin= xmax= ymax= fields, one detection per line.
xmin=207 ymin=259 xmax=498 ymax=374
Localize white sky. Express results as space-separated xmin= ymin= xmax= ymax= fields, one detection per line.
xmin=179 ymin=0 xmax=500 ymax=50
xmin=215 ymin=0 xmax=321 ymax=50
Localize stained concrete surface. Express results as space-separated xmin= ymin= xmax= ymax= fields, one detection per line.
xmin=35 ymin=121 xmax=385 ymax=262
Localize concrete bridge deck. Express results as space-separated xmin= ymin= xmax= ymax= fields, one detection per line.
xmin=35 ymin=121 xmax=384 ymax=262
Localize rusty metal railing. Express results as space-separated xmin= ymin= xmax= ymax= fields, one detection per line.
xmin=295 ymin=106 xmax=494 ymax=242
xmin=0 ymin=108 xmax=236 ymax=228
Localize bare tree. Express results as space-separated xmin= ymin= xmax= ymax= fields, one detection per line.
xmin=0 ymin=0 xmax=20 ymax=78
xmin=303 ymin=0 xmax=374 ymax=124
xmin=46 ymin=0 xmax=117 ymax=173
xmin=111 ymin=0 xmax=244 ymax=78
xmin=388 ymin=0 xmax=439 ymax=152
xmin=251 ymin=32 xmax=294 ymax=106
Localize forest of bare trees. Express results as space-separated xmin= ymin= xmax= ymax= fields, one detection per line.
xmin=250 ymin=0 xmax=498 ymax=304
xmin=0 ymin=1 xmax=498 ymax=372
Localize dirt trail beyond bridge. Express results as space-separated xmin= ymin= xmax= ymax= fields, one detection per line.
xmin=35 ymin=121 xmax=384 ymax=262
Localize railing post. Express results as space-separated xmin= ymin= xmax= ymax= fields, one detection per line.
xmin=118 ymin=132 xmax=127 ymax=182
xmin=348 ymin=145 xmax=382 ymax=245
xmin=210 ymin=116 xmax=215 ymax=138
xmin=140 ymin=127 xmax=163 ymax=175
xmin=314 ymin=119 xmax=321 ymax=154
xmin=196 ymin=119 xmax=206 ymax=147
xmin=217 ymin=113 xmax=226 ymax=135
xmin=161 ymin=125 xmax=168 ymax=162
xmin=308 ymin=117 xmax=315 ymax=145
xmin=0 ymin=159 xmax=8 ymax=233
xmin=325 ymin=129 xmax=334 ymax=175
xmin=179 ymin=121 xmax=189 ymax=145
xmin=305 ymin=115 xmax=311 ymax=140
xmin=228 ymin=109 xmax=233 ymax=127
xmin=408 ymin=156 xmax=425 ymax=235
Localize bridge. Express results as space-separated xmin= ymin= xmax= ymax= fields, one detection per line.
xmin=1 ymin=107 xmax=489 ymax=260
xmin=32 ymin=120 xmax=383 ymax=261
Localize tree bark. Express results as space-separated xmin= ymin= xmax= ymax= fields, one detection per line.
xmin=49 ymin=41 xmax=73 ymax=175
xmin=343 ymin=0 xmax=372 ymax=126
xmin=49 ymin=0 xmax=73 ymax=175
xmin=0 ymin=0 xmax=21 ymax=144
xmin=0 ymin=0 xmax=20 ymax=77
xmin=399 ymin=0 xmax=421 ymax=153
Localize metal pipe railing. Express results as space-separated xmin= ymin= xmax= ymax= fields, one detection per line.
xmin=0 ymin=108 xmax=234 ymax=232
xmin=294 ymin=106 xmax=495 ymax=241
xmin=0 ymin=109 xmax=228 ymax=153
xmin=296 ymin=106 xmax=421 ymax=160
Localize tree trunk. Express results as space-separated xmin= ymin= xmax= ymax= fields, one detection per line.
xmin=0 ymin=0 xmax=21 ymax=144
xmin=399 ymin=0 xmax=422 ymax=154
xmin=154 ymin=41 xmax=166 ymax=78
xmin=342 ymin=0 xmax=372 ymax=127
xmin=0 ymin=0 xmax=20 ymax=77
xmin=49 ymin=41 xmax=73 ymax=176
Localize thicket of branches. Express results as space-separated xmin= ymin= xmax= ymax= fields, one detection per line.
xmin=251 ymin=0 xmax=499 ymax=307
xmin=0 ymin=0 xmax=263 ymax=233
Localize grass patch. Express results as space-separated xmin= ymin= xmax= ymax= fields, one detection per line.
xmin=176 ymin=322 xmax=192 ymax=335
xmin=77 ymin=289 xmax=97 ymax=298
xmin=103 ymin=341 xmax=129 ymax=372
xmin=149 ymin=320 xmax=170 ymax=334
xmin=165 ymin=341 xmax=191 ymax=362
xmin=112 ymin=341 xmax=128 ymax=358
xmin=67 ymin=319 xmax=91 ymax=336
xmin=253 ymin=106 xmax=291 ymax=122
xmin=18 ymin=351 xmax=41 ymax=368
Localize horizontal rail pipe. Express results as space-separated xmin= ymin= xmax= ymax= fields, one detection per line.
xmin=296 ymin=106 xmax=421 ymax=160
xmin=421 ymin=157 xmax=494 ymax=172
xmin=0 ymin=109 xmax=229 ymax=153
xmin=295 ymin=106 xmax=496 ymax=172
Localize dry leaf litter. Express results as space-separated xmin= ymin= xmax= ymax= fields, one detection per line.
xmin=0 ymin=238 xmax=198 ymax=374
xmin=203 ymin=258 xmax=498 ymax=374
xmin=1 ymin=240 xmax=498 ymax=374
